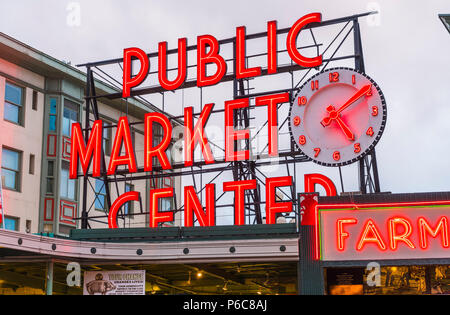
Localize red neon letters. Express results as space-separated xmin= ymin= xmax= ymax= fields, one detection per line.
xmin=158 ymin=38 xmax=187 ymax=90
xmin=107 ymin=117 xmax=137 ymax=175
xmin=184 ymin=184 xmax=216 ymax=227
xmin=223 ymin=180 xmax=257 ymax=226
xmin=69 ymin=120 xmax=102 ymax=179
xmin=144 ymin=113 xmax=172 ymax=171
xmin=122 ymin=47 xmax=149 ymax=98
xmin=286 ymin=13 xmax=323 ymax=68
xmin=149 ymin=188 xmax=174 ymax=228
xmin=184 ymin=104 xmax=215 ymax=167
xmin=255 ymin=93 xmax=290 ymax=157
xmin=332 ymin=215 xmax=450 ymax=253
xmin=236 ymin=26 xmax=262 ymax=79
xmin=304 ymin=173 xmax=337 ymax=196
xmin=121 ymin=14 xmax=323 ymax=95
xmin=225 ymin=99 xmax=250 ymax=161
xmin=108 ymin=191 xmax=139 ymax=229
xmin=266 ymin=176 xmax=293 ymax=225
xmin=197 ymin=35 xmax=227 ymax=87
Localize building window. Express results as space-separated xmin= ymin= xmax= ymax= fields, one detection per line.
xmin=32 ymin=91 xmax=38 ymax=111
xmin=48 ymin=98 xmax=57 ymax=132
xmin=103 ymin=121 xmax=112 ymax=156
xmin=62 ymin=99 xmax=79 ymax=137
xmin=95 ymin=179 xmax=108 ymax=211
xmin=60 ymin=160 xmax=76 ymax=200
xmin=161 ymin=196 xmax=173 ymax=212
xmin=124 ymin=183 xmax=134 ymax=217
xmin=4 ymin=82 xmax=24 ymax=125
xmin=29 ymin=154 xmax=35 ymax=175
xmin=46 ymin=160 xmax=55 ymax=194
xmin=1 ymin=147 xmax=21 ymax=191
xmin=4 ymin=216 xmax=19 ymax=231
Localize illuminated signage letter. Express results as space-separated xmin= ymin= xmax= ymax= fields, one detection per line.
xmin=304 ymin=173 xmax=337 ymax=196
xmin=107 ymin=117 xmax=137 ymax=175
xmin=197 ymin=35 xmax=227 ymax=87
xmin=122 ymin=47 xmax=149 ymax=98
xmin=69 ymin=120 xmax=102 ymax=179
xmin=225 ymin=98 xmax=250 ymax=161
xmin=357 ymin=219 xmax=387 ymax=251
xmin=388 ymin=217 xmax=416 ymax=250
xmin=184 ymin=104 xmax=215 ymax=167
xmin=108 ymin=191 xmax=140 ymax=229
xmin=418 ymin=216 xmax=449 ymax=249
xmin=336 ymin=218 xmax=357 ymax=251
xmin=149 ymin=188 xmax=174 ymax=228
xmin=184 ymin=184 xmax=216 ymax=227
xmin=223 ymin=180 xmax=257 ymax=226
xmin=236 ymin=26 xmax=262 ymax=79
xmin=267 ymin=20 xmax=278 ymax=74
xmin=144 ymin=113 xmax=172 ymax=171
xmin=255 ymin=93 xmax=289 ymax=156
xmin=158 ymin=38 xmax=187 ymax=90
xmin=286 ymin=13 xmax=323 ymax=68
xmin=266 ymin=176 xmax=293 ymax=224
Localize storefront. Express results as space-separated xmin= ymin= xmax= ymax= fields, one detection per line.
xmin=299 ymin=192 xmax=450 ymax=295
xmin=0 ymin=224 xmax=300 ymax=295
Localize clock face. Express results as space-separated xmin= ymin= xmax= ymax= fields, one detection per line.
xmin=289 ymin=67 xmax=387 ymax=167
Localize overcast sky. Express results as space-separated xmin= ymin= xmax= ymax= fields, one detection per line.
xmin=1 ymin=1 xmax=450 ymax=211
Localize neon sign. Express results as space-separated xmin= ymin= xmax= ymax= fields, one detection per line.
xmin=121 ymin=13 xmax=323 ymax=97
xmin=315 ymin=201 xmax=450 ymax=261
xmin=68 ymin=13 xmax=336 ymax=229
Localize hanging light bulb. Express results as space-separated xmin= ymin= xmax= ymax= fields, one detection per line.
xmin=196 ymin=270 xmax=203 ymax=278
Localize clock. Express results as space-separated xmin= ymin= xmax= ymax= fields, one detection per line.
xmin=289 ymin=67 xmax=387 ymax=167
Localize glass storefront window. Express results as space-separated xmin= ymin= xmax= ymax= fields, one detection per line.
xmin=326 ymin=265 xmax=450 ymax=295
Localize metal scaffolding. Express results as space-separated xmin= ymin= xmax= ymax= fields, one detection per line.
xmin=75 ymin=11 xmax=382 ymax=229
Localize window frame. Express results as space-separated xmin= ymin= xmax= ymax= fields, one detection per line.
xmin=62 ymin=98 xmax=80 ymax=137
xmin=60 ymin=160 xmax=77 ymax=201
xmin=4 ymin=81 xmax=25 ymax=126
xmin=94 ymin=179 xmax=108 ymax=212
xmin=1 ymin=147 xmax=22 ymax=192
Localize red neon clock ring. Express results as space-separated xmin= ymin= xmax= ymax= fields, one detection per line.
xmin=289 ymin=67 xmax=387 ymax=167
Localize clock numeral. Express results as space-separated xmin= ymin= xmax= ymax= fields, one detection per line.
xmin=329 ymin=72 xmax=339 ymax=83
xmin=366 ymin=127 xmax=374 ymax=137
xmin=293 ymin=116 xmax=301 ymax=126
xmin=371 ymin=106 xmax=378 ymax=116
xmin=314 ymin=148 xmax=321 ymax=158
xmin=311 ymin=80 xmax=319 ymax=91
xmin=352 ymin=75 xmax=356 ymax=85
xmin=333 ymin=151 xmax=340 ymax=161
xmin=298 ymin=96 xmax=307 ymax=106
xmin=366 ymin=87 xmax=373 ymax=97
xmin=298 ymin=135 xmax=306 ymax=145
xmin=354 ymin=143 xmax=361 ymax=154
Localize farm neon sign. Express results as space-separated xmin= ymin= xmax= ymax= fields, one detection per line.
xmin=69 ymin=13 xmax=333 ymax=228
xmin=315 ymin=201 xmax=450 ymax=261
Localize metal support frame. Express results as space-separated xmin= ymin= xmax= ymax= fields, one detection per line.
xmin=353 ymin=19 xmax=381 ymax=194
xmin=75 ymin=11 xmax=381 ymax=229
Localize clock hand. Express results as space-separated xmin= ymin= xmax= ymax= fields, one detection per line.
xmin=321 ymin=84 xmax=372 ymax=126
xmin=321 ymin=105 xmax=355 ymax=141
xmin=335 ymin=116 xmax=355 ymax=141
